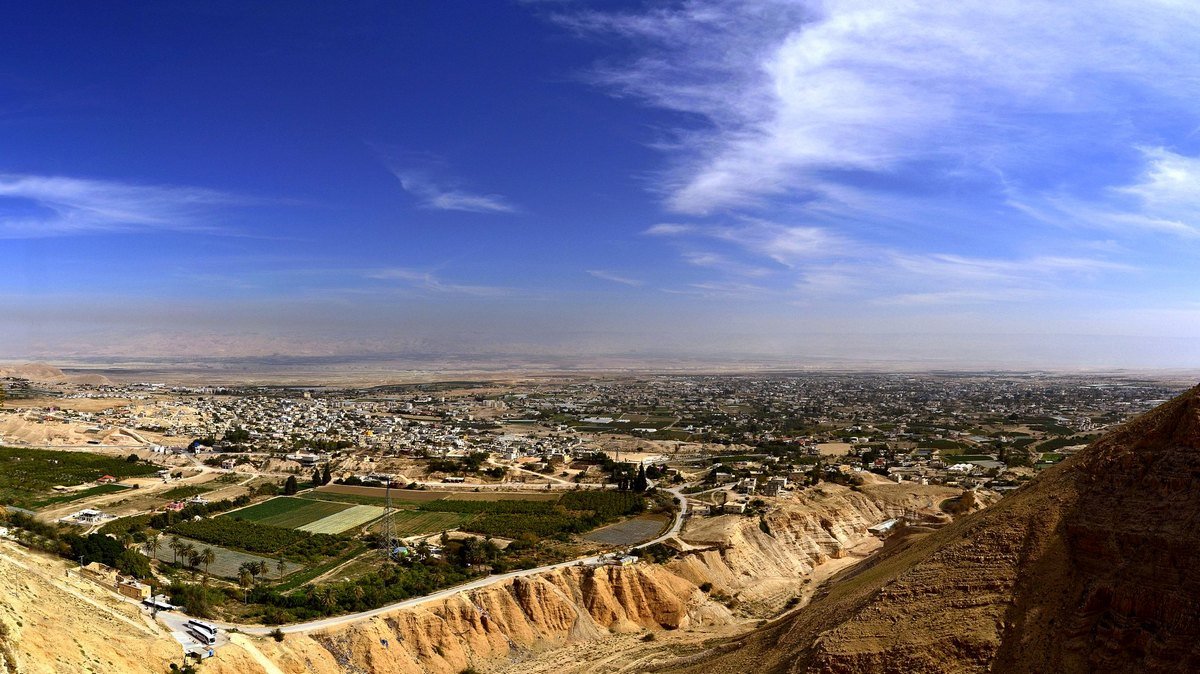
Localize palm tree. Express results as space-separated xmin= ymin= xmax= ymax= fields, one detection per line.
xmin=201 ymin=548 xmax=215 ymax=577
xmin=256 ymin=560 xmax=269 ymax=579
xmin=276 ymin=556 xmax=286 ymax=580
xmin=238 ymin=568 xmax=254 ymax=604
xmin=182 ymin=543 xmax=197 ymax=571
xmin=238 ymin=561 xmax=257 ymax=583
xmin=149 ymin=533 xmax=161 ymax=561
xmin=319 ymin=588 xmax=337 ymax=612
xmin=169 ymin=536 xmax=183 ymax=565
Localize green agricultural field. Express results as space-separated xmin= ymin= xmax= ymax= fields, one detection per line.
xmin=170 ymin=516 xmax=346 ymax=561
xmin=0 ymin=446 xmax=158 ymax=508
xmin=223 ymin=496 xmax=351 ymax=529
xmin=299 ymin=504 xmax=386 ymax=534
xmin=369 ymin=511 xmax=469 ymax=537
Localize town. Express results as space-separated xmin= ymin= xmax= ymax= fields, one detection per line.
xmin=0 ymin=370 xmax=1186 ymax=665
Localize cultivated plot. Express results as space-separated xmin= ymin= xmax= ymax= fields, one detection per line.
xmin=581 ymin=515 xmax=668 ymax=546
xmin=223 ymin=496 xmax=351 ymax=529
xmin=298 ymin=504 xmax=386 ymax=534
xmin=368 ymin=511 xmax=469 ymax=537
xmin=313 ymin=484 xmax=449 ymax=503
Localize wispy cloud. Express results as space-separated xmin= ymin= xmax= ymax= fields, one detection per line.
xmin=394 ymin=171 xmax=517 ymax=214
xmin=663 ymin=280 xmax=770 ymax=299
xmin=0 ymin=174 xmax=236 ymax=238
xmin=559 ymin=1 xmax=1200 ymax=218
xmin=587 ymin=269 xmax=643 ymax=286
xmin=680 ymin=251 xmax=770 ymax=277
xmin=368 ymin=268 xmax=512 ymax=296
xmin=646 ymin=219 xmax=847 ymax=266
xmin=1006 ymin=147 xmax=1200 ymax=239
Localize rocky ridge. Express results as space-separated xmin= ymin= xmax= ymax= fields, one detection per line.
xmin=0 ymin=480 xmax=934 ymax=673
xmin=671 ymin=384 xmax=1200 ymax=674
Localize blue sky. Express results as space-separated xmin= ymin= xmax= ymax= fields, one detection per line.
xmin=2 ymin=1 xmax=1199 ymax=368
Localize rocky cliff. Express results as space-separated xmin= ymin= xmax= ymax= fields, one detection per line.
xmin=0 ymin=477 xmax=947 ymax=674
xmin=206 ymin=481 xmax=947 ymax=674
xmin=674 ymin=384 xmax=1200 ymax=674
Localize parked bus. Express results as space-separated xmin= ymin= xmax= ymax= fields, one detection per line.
xmin=186 ymin=619 xmax=218 ymax=645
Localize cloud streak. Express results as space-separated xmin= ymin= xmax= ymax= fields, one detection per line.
xmin=368 ymin=268 xmax=512 ymax=296
xmin=0 ymin=174 xmax=236 ymax=238
xmin=394 ymin=171 xmax=517 ymax=213
xmin=587 ymin=270 xmax=643 ymax=286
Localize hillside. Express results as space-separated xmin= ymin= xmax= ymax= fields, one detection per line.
xmin=0 ymin=363 xmax=109 ymax=385
xmin=672 ymin=384 xmax=1200 ymax=674
xmin=0 ymin=478 xmax=945 ymax=674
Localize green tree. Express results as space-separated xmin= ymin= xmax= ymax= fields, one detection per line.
xmin=321 ymin=464 xmax=332 ymax=485
xmin=201 ymin=547 xmax=215 ymax=577
xmin=284 ymin=475 xmax=298 ymax=495
xmin=169 ymin=536 xmax=183 ymax=565
xmin=632 ymin=464 xmax=649 ymax=492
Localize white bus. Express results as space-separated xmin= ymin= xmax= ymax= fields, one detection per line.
xmin=186 ymin=619 xmax=218 ymax=645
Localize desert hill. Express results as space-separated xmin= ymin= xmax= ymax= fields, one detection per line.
xmin=0 ymin=363 xmax=109 ymax=385
xmin=672 ymin=384 xmax=1200 ymax=674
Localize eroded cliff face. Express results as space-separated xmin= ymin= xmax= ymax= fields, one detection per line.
xmin=670 ymin=485 xmax=924 ymax=611
xmin=673 ymin=385 xmax=1200 ymax=674
xmin=0 ymin=480 xmax=947 ymax=674
xmin=201 ymin=482 xmax=949 ymax=674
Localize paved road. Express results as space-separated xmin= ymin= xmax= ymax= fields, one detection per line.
xmin=231 ymin=486 xmax=691 ymax=636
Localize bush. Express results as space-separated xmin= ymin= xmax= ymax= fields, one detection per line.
xmin=271 ymin=628 xmax=285 ymax=642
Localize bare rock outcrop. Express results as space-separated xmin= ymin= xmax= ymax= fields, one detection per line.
xmin=674 ymin=384 xmax=1200 ymax=674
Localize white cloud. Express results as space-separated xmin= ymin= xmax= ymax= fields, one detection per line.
xmin=1006 ymin=147 xmax=1200 ymax=239
xmin=586 ymin=270 xmax=643 ymax=286
xmin=645 ymin=218 xmax=847 ymax=266
xmin=0 ymin=174 xmax=235 ymax=238
xmin=394 ymin=171 xmax=517 ymax=213
xmin=680 ymin=251 xmax=770 ymax=277
xmin=369 ymin=268 xmax=511 ymax=296
xmin=561 ymin=0 xmax=1200 ymax=215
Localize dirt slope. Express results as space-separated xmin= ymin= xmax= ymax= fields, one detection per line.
xmin=673 ymin=384 xmax=1200 ymax=674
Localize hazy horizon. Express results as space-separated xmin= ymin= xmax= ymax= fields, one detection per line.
xmin=3 ymin=2 xmax=1199 ymax=369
